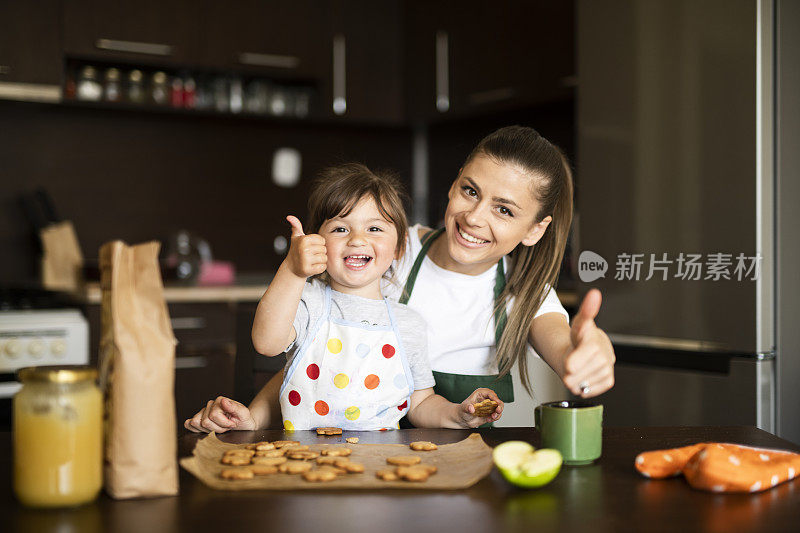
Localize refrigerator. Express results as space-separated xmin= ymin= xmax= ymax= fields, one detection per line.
xmin=577 ymin=0 xmax=798 ymax=442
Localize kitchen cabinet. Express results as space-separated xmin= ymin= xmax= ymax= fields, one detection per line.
xmin=406 ymin=0 xmax=574 ymax=121
xmin=62 ymin=0 xmax=200 ymax=68
xmin=0 ymin=0 xmax=61 ymax=89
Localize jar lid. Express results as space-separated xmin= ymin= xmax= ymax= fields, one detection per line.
xmin=17 ymin=365 xmax=97 ymax=384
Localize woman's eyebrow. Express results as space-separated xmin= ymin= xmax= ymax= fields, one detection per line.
xmin=463 ymin=176 xmax=521 ymax=209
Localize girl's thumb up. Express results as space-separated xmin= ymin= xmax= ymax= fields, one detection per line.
xmin=286 ymin=215 xmax=305 ymax=238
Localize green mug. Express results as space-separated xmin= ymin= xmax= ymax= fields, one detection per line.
xmin=534 ymin=400 xmax=603 ymax=466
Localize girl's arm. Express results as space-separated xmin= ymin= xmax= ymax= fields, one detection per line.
xmin=406 ymin=388 xmax=503 ymax=428
xmin=529 ymin=288 xmax=616 ymax=398
xmin=252 ymin=216 xmax=327 ymax=356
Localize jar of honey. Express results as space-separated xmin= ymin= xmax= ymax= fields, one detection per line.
xmin=14 ymin=366 xmax=102 ymax=507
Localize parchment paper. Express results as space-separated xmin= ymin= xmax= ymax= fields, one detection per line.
xmin=180 ymin=433 xmax=493 ymax=490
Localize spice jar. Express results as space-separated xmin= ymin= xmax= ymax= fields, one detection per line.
xmin=127 ymin=69 xmax=145 ymax=104
xmin=104 ymin=68 xmax=122 ymax=102
xmin=14 ymin=366 xmax=102 ymax=507
xmin=151 ymin=71 xmax=169 ymax=105
xmin=76 ymin=66 xmax=102 ymax=101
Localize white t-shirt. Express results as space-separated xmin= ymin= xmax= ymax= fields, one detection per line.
xmin=382 ymin=224 xmax=569 ymax=375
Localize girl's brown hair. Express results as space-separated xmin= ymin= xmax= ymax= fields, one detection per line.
xmin=463 ymin=125 xmax=574 ymax=395
xmin=306 ymin=163 xmax=408 ymax=284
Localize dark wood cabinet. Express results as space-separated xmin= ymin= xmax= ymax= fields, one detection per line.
xmin=0 ymin=0 xmax=62 ymax=85
xmin=62 ymin=0 xmax=200 ymax=67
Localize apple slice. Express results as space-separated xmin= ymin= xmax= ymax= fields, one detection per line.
xmin=493 ymin=441 xmax=563 ymax=488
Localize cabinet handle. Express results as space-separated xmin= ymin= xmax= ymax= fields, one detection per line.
xmin=174 ymin=355 xmax=208 ymax=370
xmin=238 ymin=52 xmax=300 ymax=69
xmin=332 ymin=33 xmax=346 ymax=115
xmin=0 ymin=65 xmax=10 ymax=75
xmin=467 ymin=87 xmax=516 ymax=106
xmin=95 ymin=38 xmax=173 ymax=56
xmin=170 ymin=317 xmax=206 ymax=330
xmin=435 ymin=31 xmax=449 ymax=112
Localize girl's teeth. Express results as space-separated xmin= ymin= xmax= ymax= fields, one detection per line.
xmin=458 ymin=228 xmax=488 ymax=244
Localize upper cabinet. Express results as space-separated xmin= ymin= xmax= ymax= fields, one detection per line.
xmin=62 ymin=0 xmax=200 ymax=67
xmin=0 ymin=0 xmax=62 ymax=86
xmin=406 ymin=0 xmax=575 ymax=121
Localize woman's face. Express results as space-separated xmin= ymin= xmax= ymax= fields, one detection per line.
xmin=441 ymin=154 xmax=552 ymax=275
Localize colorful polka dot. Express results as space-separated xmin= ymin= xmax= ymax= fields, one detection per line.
xmin=397 ymin=400 xmax=408 ymax=411
xmin=393 ymin=373 xmax=407 ymax=389
xmin=288 ymin=390 xmax=301 ymax=406
xmin=306 ymin=363 xmax=320 ymax=380
xmin=345 ymin=406 xmax=360 ymax=421
xmin=355 ymin=343 xmax=370 ymax=358
xmin=283 ymin=420 xmax=295 ymax=431
xmin=315 ymin=400 xmax=329 ymax=416
xmin=334 ymin=373 xmax=350 ymax=389
xmin=382 ymin=344 xmax=395 ymax=358
xmin=327 ymin=338 xmax=343 ymax=354
xmin=364 ymin=374 xmax=380 ymax=390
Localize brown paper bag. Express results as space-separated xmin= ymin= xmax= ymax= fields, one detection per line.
xmin=40 ymin=221 xmax=84 ymax=291
xmin=99 ymin=240 xmax=178 ymax=498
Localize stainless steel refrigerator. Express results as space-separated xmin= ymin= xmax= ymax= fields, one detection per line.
xmin=577 ymin=0 xmax=799 ymax=442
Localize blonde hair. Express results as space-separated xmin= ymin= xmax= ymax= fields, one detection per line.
xmin=463 ymin=126 xmax=574 ymax=395
xmin=306 ymin=163 xmax=408 ymax=285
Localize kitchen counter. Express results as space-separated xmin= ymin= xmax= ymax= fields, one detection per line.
xmin=2 ymin=426 xmax=798 ymax=532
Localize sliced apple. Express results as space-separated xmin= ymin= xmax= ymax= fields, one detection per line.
xmin=493 ymin=441 xmax=562 ymax=488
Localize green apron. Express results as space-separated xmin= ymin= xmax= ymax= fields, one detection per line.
xmin=400 ymin=228 xmax=515 ymax=414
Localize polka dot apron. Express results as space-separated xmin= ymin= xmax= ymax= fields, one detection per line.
xmin=279 ymin=285 xmax=415 ymax=431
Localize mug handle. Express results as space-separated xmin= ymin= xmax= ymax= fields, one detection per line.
xmin=534 ymin=404 xmax=542 ymax=428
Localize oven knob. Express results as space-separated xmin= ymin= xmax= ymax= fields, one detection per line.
xmin=5 ymin=339 xmax=22 ymax=358
xmin=51 ymin=340 xmax=67 ymax=357
xmin=29 ymin=340 xmax=45 ymax=358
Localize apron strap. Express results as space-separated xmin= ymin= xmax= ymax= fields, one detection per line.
xmin=399 ymin=228 xmax=445 ymax=305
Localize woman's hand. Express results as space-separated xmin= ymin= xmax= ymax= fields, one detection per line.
xmin=284 ymin=215 xmax=327 ymax=279
xmin=184 ymin=396 xmax=257 ymax=433
xmin=561 ymin=289 xmax=616 ymax=398
xmin=458 ymin=388 xmax=504 ymax=427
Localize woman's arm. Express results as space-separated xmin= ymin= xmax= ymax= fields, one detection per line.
xmin=529 ymin=289 xmax=616 ymax=398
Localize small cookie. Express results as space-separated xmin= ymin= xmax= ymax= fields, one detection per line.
xmin=376 ymin=469 xmax=399 ymax=481
xmin=316 ymin=427 xmax=343 ymax=435
xmin=254 ymin=441 xmax=275 ymax=451
xmin=386 ymin=456 xmax=422 ymax=466
xmin=249 ymin=464 xmax=279 ymax=476
xmin=303 ymin=469 xmax=338 ymax=482
xmin=316 ymin=456 xmax=344 ymax=465
xmin=220 ymin=468 xmax=254 ymax=480
xmin=472 ymin=399 xmax=498 ymax=417
xmin=279 ymin=460 xmax=313 ymax=474
xmin=346 ymin=437 xmax=359 ymax=444
xmin=409 ymin=441 xmax=438 ymax=451
xmin=396 ymin=465 xmax=432 ymax=482
xmin=255 ymin=449 xmax=285 ymax=458
xmin=282 ymin=444 xmax=310 ymax=452
xmin=320 ymin=447 xmax=352 ymax=457
xmin=272 ymin=440 xmax=301 ymax=448
xmin=251 ymin=456 xmax=287 ymax=466
xmin=337 ymin=461 xmax=365 ymax=473
xmin=317 ymin=464 xmax=348 ymax=475
xmin=286 ymin=450 xmax=319 ymax=461
xmin=221 ymin=455 xmax=252 ymax=466
xmin=224 ymin=448 xmax=255 ymax=457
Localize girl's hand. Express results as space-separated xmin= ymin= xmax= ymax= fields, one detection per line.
xmin=562 ymin=289 xmax=616 ymax=398
xmin=184 ymin=396 xmax=257 ymax=433
xmin=458 ymin=388 xmax=504 ymax=427
xmin=284 ymin=215 xmax=327 ymax=279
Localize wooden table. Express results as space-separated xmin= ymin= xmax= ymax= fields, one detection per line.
xmin=3 ymin=427 xmax=799 ymax=532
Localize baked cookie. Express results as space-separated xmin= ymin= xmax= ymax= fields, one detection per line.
xmin=221 ymin=455 xmax=252 ymax=466
xmin=279 ymin=460 xmax=313 ymax=474
xmin=286 ymin=450 xmax=319 ymax=461
xmin=251 ymin=456 xmax=287 ymax=466
xmin=409 ymin=441 xmax=438 ymax=451
xmin=254 ymin=449 xmax=285 ymax=458
xmin=254 ymin=441 xmax=275 ymax=451
xmin=472 ymin=399 xmax=498 ymax=417
xmin=249 ymin=464 xmax=279 ymax=476
xmin=376 ymin=469 xmax=399 ymax=481
xmin=303 ymin=469 xmax=338 ymax=482
xmin=220 ymin=468 xmax=254 ymax=480
xmin=337 ymin=461 xmax=365 ymax=473
xmin=317 ymin=464 xmax=348 ymax=475
xmin=316 ymin=427 xmax=343 ymax=435
xmin=386 ymin=456 xmax=422 ymax=466
xmin=316 ymin=456 xmax=343 ymax=465
xmin=396 ymin=465 xmax=433 ymax=482
xmin=282 ymin=444 xmax=310 ymax=452
xmin=224 ymin=448 xmax=255 ymax=457
xmin=346 ymin=437 xmax=359 ymax=444
xmin=272 ymin=440 xmax=301 ymax=448
xmin=320 ymin=447 xmax=352 ymax=457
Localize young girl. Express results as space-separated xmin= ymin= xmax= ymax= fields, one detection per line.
xmin=185 ymin=127 xmax=614 ymax=432
xmin=190 ymin=163 xmax=502 ymax=432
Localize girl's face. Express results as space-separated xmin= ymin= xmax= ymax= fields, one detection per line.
xmin=320 ymin=195 xmax=399 ymax=298
xmin=441 ymin=154 xmax=552 ymax=275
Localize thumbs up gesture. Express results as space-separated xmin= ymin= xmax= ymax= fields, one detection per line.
xmin=561 ymin=289 xmax=616 ymax=398
xmin=284 ymin=215 xmax=328 ymax=279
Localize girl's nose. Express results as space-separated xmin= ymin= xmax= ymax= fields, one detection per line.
xmin=348 ymin=230 xmax=367 ymax=246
